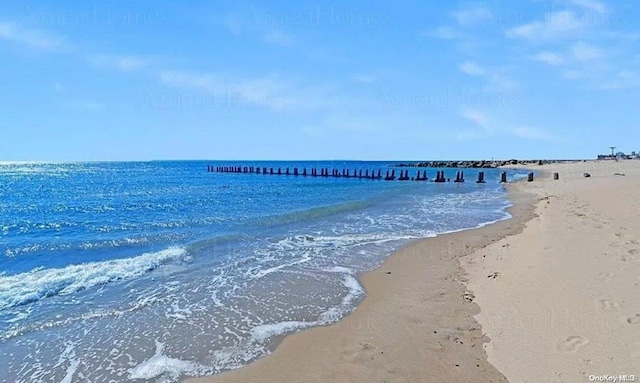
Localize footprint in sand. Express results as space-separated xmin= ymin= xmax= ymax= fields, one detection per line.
xmin=557 ymin=336 xmax=589 ymax=353
xmin=621 ymin=250 xmax=640 ymax=262
xmin=596 ymin=272 xmax=614 ymax=280
xmin=625 ymin=314 xmax=640 ymax=325
xmin=597 ymin=299 xmax=621 ymax=313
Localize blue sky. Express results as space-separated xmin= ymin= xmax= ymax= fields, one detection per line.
xmin=1 ymin=0 xmax=639 ymax=161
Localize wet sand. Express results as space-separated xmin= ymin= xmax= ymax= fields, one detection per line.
xmin=191 ymin=160 xmax=640 ymax=382
xmin=190 ymin=186 xmax=537 ymax=382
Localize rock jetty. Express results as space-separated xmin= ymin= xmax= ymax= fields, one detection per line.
xmin=392 ymin=159 xmax=584 ymax=168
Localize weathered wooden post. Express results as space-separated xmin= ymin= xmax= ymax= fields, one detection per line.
xmin=286 ymin=168 xmax=290 ymax=175
xmin=377 ymin=169 xmax=382 ymax=179
xmin=527 ymin=172 xmax=534 ymax=182
xmin=293 ymin=168 xmax=298 ymax=176
xmin=476 ymin=171 xmax=486 ymax=184
xmin=553 ymin=172 xmax=559 ymax=180
xmin=500 ymin=172 xmax=507 ymax=183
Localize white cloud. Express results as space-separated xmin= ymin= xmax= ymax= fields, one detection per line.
xmin=353 ymin=74 xmax=375 ymax=84
xmin=262 ymin=30 xmax=295 ymax=47
xmin=533 ymin=51 xmax=565 ymax=65
xmin=222 ymin=12 xmax=296 ymax=48
xmin=563 ymin=70 xmax=586 ymax=79
xmin=459 ymin=61 xmax=486 ymax=75
xmin=158 ymin=70 xmax=293 ymax=110
xmin=461 ymin=109 xmax=489 ymax=127
xmin=601 ymin=31 xmax=640 ymax=41
xmin=457 ymin=109 xmax=496 ymax=140
xmin=510 ymin=126 xmax=555 ymax=141
xmin=87 ymin=54 xmax=153 ymax=71
xmin=570 ymin=42 xmax=602 ymax=61
xmin=566 ymin=0 xmax=608 ymax=14
xmin=0 ymin=21 xmax=64 ymax=50
xmin=427 ymin=26 xmax=466 ymax=40
xmin=453 ymin=6 xmax=492 ymax=27
xmin=221 ymin=13 xmax=244 ymax=35
xmin=455 ymin=130 xmax=481 ymax=140
xmin=599 ymin=70 xmax=640 ymax=89
xmin=507 ymin=11 xmax=586 ymax=40
xmin=65 ymin=101 xmax=106 ymax=112
xmin=484 ymin=74 xmax=517 ymax=93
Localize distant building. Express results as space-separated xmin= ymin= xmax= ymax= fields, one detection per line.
xmin=597 ymin=151 xmax=640 ymax=160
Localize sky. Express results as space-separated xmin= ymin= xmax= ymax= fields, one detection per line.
xmin=0 ymin=0 xmax=639 ymax=161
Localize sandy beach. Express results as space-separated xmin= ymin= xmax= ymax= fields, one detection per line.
xmin=190 ymin=160 xmax=640 ymax=383
xmin=463 ymin=160 xmax=640 ymax=382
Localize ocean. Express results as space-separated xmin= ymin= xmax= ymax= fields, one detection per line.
xmin=0 ymin=161 xmax=527 ymax=382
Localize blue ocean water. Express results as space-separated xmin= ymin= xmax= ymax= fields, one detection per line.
xmin=0 ymin=161 xmax=526 ymax=382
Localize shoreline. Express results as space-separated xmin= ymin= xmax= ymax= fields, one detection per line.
xmin=190 ymin=185 xmax=539 ymax=382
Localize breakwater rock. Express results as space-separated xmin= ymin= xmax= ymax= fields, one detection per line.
xmin=393 ymin=159 xmax=583 ymax=168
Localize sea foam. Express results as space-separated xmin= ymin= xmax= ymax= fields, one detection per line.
xmin=0 ymin=247 xmax=187 ymax=310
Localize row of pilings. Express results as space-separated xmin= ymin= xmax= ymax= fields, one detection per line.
xmin=206 ymin=166 xmax=526 ymax=183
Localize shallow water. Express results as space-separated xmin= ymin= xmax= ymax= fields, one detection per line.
xmin=0 ymin=161 xmax=526 ymax=382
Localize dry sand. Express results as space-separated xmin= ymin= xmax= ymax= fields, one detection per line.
xmin=190 ymin=160 xmax=640 ymax=383
xmin=463 ymin=160 xmax=640 ymax=382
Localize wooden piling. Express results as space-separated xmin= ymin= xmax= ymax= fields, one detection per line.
xmin=527 ymin=172 xmax=534 ymax=182
xmin=476 ymin=171 xmax=486 ymax=184
xmin=553 ymin=172 xmax=559 ymax=180
xmin=500 ymin=172 xmax=507 ymax=183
